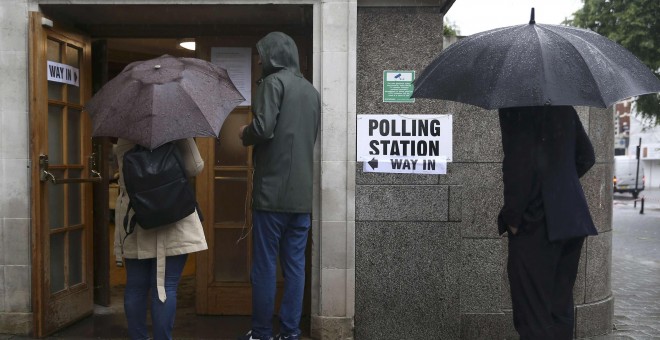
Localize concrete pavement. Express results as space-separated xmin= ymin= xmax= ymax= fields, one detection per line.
xmin=591 ymin=187 xmax=660 ymax=339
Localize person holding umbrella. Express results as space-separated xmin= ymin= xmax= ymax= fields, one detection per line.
xmin=498 ymin=105 xmax=596 ymax=339
xmin=237 ymin=32 xmax=320 ymax=340
xmin=413 ymin=8 xmax=660 ymax=339
xmin=86 ymin=54 xmax=244 ymax=340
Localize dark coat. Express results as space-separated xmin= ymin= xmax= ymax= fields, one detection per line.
xmin=241 ymin=32 xmax=320 ymax=213
xmin=498 ymin=106 xmax=598 ymax=241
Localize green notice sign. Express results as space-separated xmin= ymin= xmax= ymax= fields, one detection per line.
xmin=383 ymin=70 xmax=415 ymax=103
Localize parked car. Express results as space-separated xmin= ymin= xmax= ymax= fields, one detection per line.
xmin=613 ymin=156 xmax=645 ymax=198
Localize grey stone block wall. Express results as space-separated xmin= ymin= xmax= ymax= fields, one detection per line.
xmin=355 ymin=222 xmax=460 ymax=338
xmin=0 ymin=0 xmax=32 ymax=335
xmin=355 ymin=6 xmax=613 ymax=340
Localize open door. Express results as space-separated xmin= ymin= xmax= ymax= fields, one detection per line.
xmin=29 ymin=12 xmax=97 ymax=337
xmin=194 ymin=34 xmax=311 ymax=316
xmin=194 ymin=38 xmax=266 ymax=315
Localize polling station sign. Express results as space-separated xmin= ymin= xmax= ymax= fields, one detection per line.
xmin=357 ymin=114 xmax=452 ymax=174
xmin=47 ymin=61 xmax=80 ymax=87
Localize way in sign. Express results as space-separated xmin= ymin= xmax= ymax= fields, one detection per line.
xmin=390 ymin=158 xmax=436 ymax=170
xmin=364 ymin=156 xmax=446 ymax=174
xmin=48 ymin=64 xmax=74 ymax=81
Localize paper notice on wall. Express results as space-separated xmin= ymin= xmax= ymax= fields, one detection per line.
xmin=211 ymin=47 xmax=252 ymax=106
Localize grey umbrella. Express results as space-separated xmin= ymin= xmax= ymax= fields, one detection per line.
xmin=86 ymin=54 xmax=244 ymax=149
xmin=412 ymin=9 xmax=660 ymax=109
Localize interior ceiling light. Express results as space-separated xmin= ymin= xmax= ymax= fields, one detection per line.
xmin=179 ymin=39 xmax=196 ymax=51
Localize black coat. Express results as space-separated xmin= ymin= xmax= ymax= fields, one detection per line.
xmin=498 ymin=106 xmax=598 ymax=241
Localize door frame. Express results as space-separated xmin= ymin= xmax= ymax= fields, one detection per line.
xmin=28 ymin=1 xmax=357 ymax=336
xmin=29 ymin=11 xmax=95 ymax=337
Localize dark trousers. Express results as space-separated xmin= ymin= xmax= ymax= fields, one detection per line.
xmin=507 ymin=222 xmax=585 ymax=340
xmin=124 ymin=254 xmax=188 ymax=340
xmin=251 ymin=210 xmax=311 ymax=338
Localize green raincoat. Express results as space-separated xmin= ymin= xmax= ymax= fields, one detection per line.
xmin=242 ymin=32 xmax=321 ymax=213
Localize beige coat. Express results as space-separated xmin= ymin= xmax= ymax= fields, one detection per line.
xmin=113 ymin=138 xmax=207 ymax=301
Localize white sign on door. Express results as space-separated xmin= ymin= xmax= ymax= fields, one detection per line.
xmin=211 ymin=47 xmax=252 ymax=106
xmin=47 ymin=61 xmax=80 ymax=87
xmin=357 ymin=114 xmax=453 ymax=174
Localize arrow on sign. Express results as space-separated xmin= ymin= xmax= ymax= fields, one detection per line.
xmin=368 ymin=157 xmax=379 ymax=170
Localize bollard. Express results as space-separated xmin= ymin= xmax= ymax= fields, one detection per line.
xmin=640 ymin=197 xmax=644 ymax=215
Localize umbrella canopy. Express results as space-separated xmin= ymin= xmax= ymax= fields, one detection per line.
xmin=86 ymin=54 xmax=244 ymax=149
xmin=412 ymin=9 xmax=660 ymax=109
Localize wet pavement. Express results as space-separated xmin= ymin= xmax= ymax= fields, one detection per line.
xmin=590 ymin=187 xmax=660 ymax=339
xmin=2 ymin=189 xmax=660 ymax=339
xmin=0 ymin=277 xmax=311 ymax=340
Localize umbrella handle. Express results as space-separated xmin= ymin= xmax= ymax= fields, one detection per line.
xmin=529 ymin=8 xmax=535 ymax=25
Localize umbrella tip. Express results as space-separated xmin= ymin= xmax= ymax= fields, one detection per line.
xmin=529 ymin=8 xmax=536 ymax=25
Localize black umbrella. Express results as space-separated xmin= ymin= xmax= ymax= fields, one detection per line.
xmin=86 ymin=54 xmax=244 ymax=149
xmin=412 ymin=8 xmax=660 ymax=109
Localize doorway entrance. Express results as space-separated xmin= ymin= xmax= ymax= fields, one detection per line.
xmin=31 ymin=4 xmax=314 ymax=337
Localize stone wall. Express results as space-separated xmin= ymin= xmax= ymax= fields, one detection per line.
xmin=355 ymin=6 xmax=613 ymax=339
xmin=0 ymin=0 xmax=33 ymax=335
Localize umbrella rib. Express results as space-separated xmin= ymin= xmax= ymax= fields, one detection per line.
xmin=540 ymin=25 xmax=608 ymax=107
xmin=533 ymin=25 xmax=551 ymax=105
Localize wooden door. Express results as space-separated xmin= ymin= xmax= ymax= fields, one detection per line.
xmin=194 ymin=38 xmax=266 ymax=315
xmin=29 ymin=12 xmax=97 ymax=337
xmin=195 ymin=34 xmax=311 ymax=316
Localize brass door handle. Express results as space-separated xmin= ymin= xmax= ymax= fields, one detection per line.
xmin=39 ymin=154 xmax=102 ymax=184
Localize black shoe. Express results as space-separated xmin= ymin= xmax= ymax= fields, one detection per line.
xmin=237 ymin=330 xmax=272 ymax=340
xmin=274 ymin=333 xmax=300 ymax=340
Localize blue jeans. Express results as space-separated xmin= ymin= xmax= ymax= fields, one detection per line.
xmin=251 ymin=210 xmax=311 ymax=338
xmin=124 ymin=254 xmax=188 ymax=340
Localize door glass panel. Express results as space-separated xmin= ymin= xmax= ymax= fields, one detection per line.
xmin=48 ymin=105 xmax=63 ymax=164
xmin=66 ymin=45 xmax=81 ymax=104
xmin=48 ymin=81 xmax=64 ymax=101
xmin=69 ymin=229 xmax=83 ymax=285
xmin=215 ymin=112 xmax=248 ymax=166
xmin=214 ymin=171 xmax=247 ymax=224
xmin=68 ymin=170 xmax=82 ymax=226
xmin=47 ymin=38 xmax=61 ymax=62
xmin=214 ymin=229 xmax=249 ymax=281
xmin=67 ymin=109 xmax=81 ymax=164
xmin=50 ymin=232 xmax=65 ymax=293
xmin=47 ymin=39 xmax=63 ymax=101
xmin=48 ymin=170 xmax=65 ymax=229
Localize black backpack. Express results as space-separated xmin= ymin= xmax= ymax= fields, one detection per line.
xmin=122 ymin=142 xmax=202 ymax=235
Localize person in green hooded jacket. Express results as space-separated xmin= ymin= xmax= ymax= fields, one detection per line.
xmin=238 ymin=32 xmax=320 ymax=340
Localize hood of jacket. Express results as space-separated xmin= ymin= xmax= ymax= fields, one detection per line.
xmin=256 ymin=32 xmax=303 ymax=78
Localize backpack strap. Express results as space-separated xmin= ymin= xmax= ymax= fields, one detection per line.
xmin=123 ymin=201 xmax=137 ymax=236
